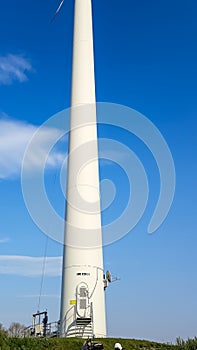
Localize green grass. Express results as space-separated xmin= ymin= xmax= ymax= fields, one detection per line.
xmin=0 ymin=335 xmax=176 ymax=350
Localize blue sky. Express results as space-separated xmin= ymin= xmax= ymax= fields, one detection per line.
xmin=0 ymin=0 xmax=197 ymax=344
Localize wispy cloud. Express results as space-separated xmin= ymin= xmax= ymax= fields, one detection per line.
xmin=0 ymin=54 xmax=33 ymax=85
xmin=0 ymin=116 xmax=66 ymax=179
xmin=0 ymin=115 xmax=127 ymax=180
xmin=0 ymin=255 xmax=62 ymax=277
xmin=0 ymin=237 xmax=10 ymax=244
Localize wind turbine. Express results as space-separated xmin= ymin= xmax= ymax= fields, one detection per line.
xmin=52 ymin=0 xmax=107 ymax=338
xmin=51 ymin=0 xmax=65 ymax=22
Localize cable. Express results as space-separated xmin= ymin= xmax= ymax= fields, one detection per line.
xmin=37 ymin=171 xmax=57 ymax=312
xmin=37 ymin=235 xmax=49 ymax=312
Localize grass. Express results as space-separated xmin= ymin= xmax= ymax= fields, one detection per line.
xmin=0 ymin=336 xmax=176 ymax=350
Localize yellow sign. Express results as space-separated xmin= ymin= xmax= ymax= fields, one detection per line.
xmin=70 ymin=300 xmax=76 ymax=305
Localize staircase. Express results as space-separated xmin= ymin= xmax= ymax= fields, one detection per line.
xmin=65 ymin=303 xmax=94 ymax=338
xmin=75 ymin=316 xmax=93 ymax=338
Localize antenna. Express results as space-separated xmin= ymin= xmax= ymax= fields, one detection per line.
xmin=105 ymin=270 xmax=120 ymax=284
xmin=51 ymin=0 xmax=65 ymax=22
xmin=106 ymin=270 xmax=112 ymax=283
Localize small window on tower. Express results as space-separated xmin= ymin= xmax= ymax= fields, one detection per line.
xmin=80 ymin=299 xmax=86 ymax=309
xmin=80 ymin=287 xmax=86 ymax=297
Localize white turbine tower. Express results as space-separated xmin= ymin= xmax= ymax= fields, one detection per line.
xmin=53 ymin=0 xmax=107 ymax=338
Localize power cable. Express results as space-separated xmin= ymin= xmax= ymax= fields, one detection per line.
xmin=37 ymin=235 xmax=49 ymax=312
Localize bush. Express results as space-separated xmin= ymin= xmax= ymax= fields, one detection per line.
xmin=176 ymin=337 xmax=197 ymax=350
